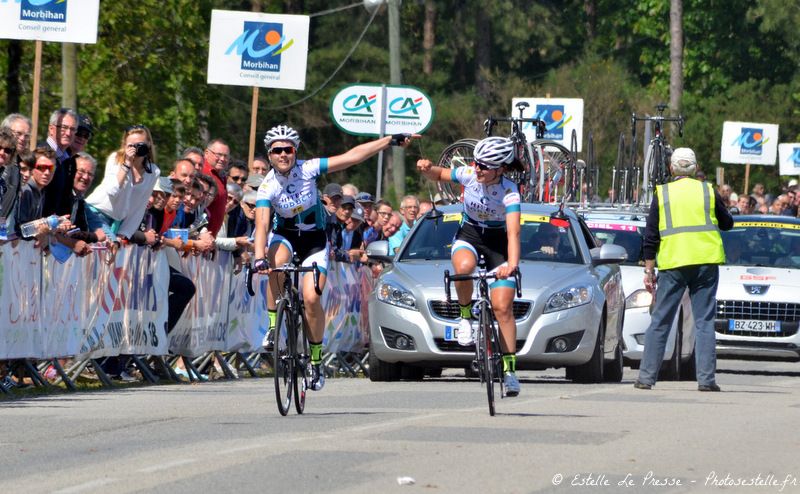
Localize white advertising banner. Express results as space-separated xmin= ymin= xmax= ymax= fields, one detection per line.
xmin=0 ymin=0 xmax=100 ymax=44
xmin=330 ymin=83 xmax=435 ymax=137
xmin=0 ymin=244 xmax=372 ymax=360
xmin=0 ymin=244 xmax=169 ymax=360
xmin=207 ymin=9 xmax=309 ymax=90
xmin=720 ymin=121 xmax=779 ymax=165
xmin=512 ymin=97 xmax=584 ymax=151
xmin=778 ymin=143 xmax=800 ymax=176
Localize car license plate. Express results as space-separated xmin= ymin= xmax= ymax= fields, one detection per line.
xmin=444 ymin=325 xmax=459 ymax=341
xmin=728 ymin=319 xmax=781 ymax=332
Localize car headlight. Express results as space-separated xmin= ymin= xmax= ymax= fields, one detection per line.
xmin=544 ymin=285 xmax=593 ymax=313
xmin=376 ymin=281 xmax=418 ymax=310
xmin=625 ymin=289 xmax=653 ymax=309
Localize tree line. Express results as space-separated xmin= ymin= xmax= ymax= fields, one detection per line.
xmin=1 ymin=0 xmax=798 ymax=201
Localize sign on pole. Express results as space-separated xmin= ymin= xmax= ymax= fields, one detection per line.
xmin=207 ymin=9 xmax=309 ymax=168
xmin=207 ymin=10 xmax=310 ymax=90
xmin=778 ymin=144 xmax=800 ymax=176
xmin=512 ymin=97 xmax=584 ymax=151
xmin=330 ymin=83 xmax=435 ymax=137
xmin=0 ymin=0 xmax=100 ymax=43
xmin=720 ymin=121 xmax=779 ymax=165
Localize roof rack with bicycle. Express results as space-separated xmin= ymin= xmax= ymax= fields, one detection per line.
xmin=612 ymin=103 xmax=684 ymax=207
xmin=437 ymin=101 xmax=598 ymax=206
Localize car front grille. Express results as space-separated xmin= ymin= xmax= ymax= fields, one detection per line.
xmin=429 ymin=300 xmax=531 ymax=321
xmin=434 ymin=339 xmax=526 ymax=353
xmin=716 ymin=300 xmax=800 ymax=338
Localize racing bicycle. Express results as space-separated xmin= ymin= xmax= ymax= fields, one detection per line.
xmin=631 ymin=103 xmax=684 ymax=204
xmin=444 ymin=265 xmax=522 ymax=416
xmin=247 ymin=255 xmax=321 ymax=416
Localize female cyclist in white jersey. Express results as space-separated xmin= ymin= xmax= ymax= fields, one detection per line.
xmin=417 ymin=136 xmax=523 ymax=396
xmin=254 ymin=125 xmax=418 ymax=391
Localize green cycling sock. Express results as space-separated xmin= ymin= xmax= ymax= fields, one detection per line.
xmin=459 ymin=303 xmax=473 ymax=319
xmin=502 ymin=354 xmax=516 ymax=374
xmin=310 ymin=342 xmax=323 ymax=365
xmin=268 ymin=309 xmax=276 ymax=329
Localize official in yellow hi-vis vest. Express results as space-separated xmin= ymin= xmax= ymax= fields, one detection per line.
xmin=634 ymin=148 xmax=733 ymax=392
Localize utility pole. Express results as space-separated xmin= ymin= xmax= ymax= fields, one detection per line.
xmin=388 ymin=0 xmax=404 ymax=198
xmin=62 ymin=43 xmax=77 ymax=110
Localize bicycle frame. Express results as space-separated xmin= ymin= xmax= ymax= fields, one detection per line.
xmin=443 ymin=267 xmax=522 ymax=416
xmin=246 ymin=257 xmax=321 ymax=416
xmin=631 ymin=104 xmax=684 ymax=205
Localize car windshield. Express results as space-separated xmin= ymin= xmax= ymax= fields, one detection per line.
xmin=722 ymin=220 xmax=800 ymax=268
xmin=585 ymin=222 xmax=644 ymax=266
xmin=400 ymin=212 xmax=582 ymax=264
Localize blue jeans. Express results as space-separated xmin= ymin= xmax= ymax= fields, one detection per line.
xmin=638 ymin=264 xmax=720 ymax=386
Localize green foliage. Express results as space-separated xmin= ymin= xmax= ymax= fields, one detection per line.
xmin=1 ymin=0 xmax=799 ymax=200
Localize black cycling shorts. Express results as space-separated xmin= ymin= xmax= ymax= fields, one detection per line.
xmin=452 ymin=222 xmax=508 ymax=271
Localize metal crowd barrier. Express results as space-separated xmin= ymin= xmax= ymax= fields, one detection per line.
xmin=0 ymin=241 xmax=374 ymax=393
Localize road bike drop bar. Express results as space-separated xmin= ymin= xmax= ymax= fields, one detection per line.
xmin=245 ymin=261 xmax=323 ymax=297
xmin=443 ymin=269 xmax=523 ymax=301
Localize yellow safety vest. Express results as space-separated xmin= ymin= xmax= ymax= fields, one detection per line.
xmin=656 ymin=178 xmax=725 ymax=270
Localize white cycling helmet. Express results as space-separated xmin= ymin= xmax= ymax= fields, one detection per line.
xmin=473 ymin=136 xmax=515 ymax=168
xmin=264 ymin=125 xmax=300 ymax=149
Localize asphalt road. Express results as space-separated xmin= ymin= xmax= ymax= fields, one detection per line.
xmin=2 ymin=359 xmax=799 ymax=494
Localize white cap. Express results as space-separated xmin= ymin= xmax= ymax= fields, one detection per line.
xmin=670 ymin=148 xmax=697 ymax=168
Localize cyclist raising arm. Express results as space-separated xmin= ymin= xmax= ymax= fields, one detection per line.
xmin=253 ymin=126 xmax=419 ymax=391
xmin=417 ymin=136 xmax=523 ymax=397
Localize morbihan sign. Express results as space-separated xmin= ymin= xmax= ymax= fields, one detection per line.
xmin=0 ymin=0 xmax=100 ymax=43
xmin=777 ymin=144 xmax=800 ymax=176
xmin=207 ymin=9 xmax=310 ymax=90
xmin=512 ymin=97 xmax=584 ymax=151
xmin=330 ymin=83 xmax=435 ymax=136
xmin=720 ymin=121 xmax=779 ymax=165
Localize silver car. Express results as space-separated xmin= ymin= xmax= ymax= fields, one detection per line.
xmin=583 ymin=208 xmax=696 ymax=380
xmin=366 ymin=203 xmax=627 ymax=383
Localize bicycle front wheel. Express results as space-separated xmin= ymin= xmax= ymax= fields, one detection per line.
xmin=274 ymin=299 xmax=295 ymax=416
xmin=479 ymin=307 xmax=496 ymax=416
xmin=293 ymin=309 xmax=309 ymax=414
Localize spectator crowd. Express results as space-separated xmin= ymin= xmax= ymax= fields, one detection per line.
xmin=0 ymin=108 xmax=444 ymax=386
xmin=2 ymin=108 xmax=798 ymax=387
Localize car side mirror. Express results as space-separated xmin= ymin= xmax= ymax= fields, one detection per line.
xmin=591 ymin=243 xmax=627 ymax=266
xmin=365 ymin=240 xmax=394 ymax=264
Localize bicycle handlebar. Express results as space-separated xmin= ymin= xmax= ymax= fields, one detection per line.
xmin=631 ymin=113 xmax=685 ymax=139
xmin=444 ymin=268 xmax=522 ymax=302
xmin=244 ymin=260 xmax=323 ymax=297
xmin=484 ymin=116 xmax=546 ymax=139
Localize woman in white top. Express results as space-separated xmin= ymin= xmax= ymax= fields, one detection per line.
xmin=85 ymin=125 xmax=161 ymax=242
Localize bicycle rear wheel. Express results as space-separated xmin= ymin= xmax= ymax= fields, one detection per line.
xmin=273 ymin=299 xmax=295 ymax=416
xmin=530 ymin=140 xmax=572 ymax=202
xmin=293 ymin=309 xmax=309 ymax=414
xmin=510 ymin=139 xmax=535 ymax=202
xmin=479 ymin=306 xmax=496 ymax=416
xmin=436 ymin=138 xmax=477 ymax=203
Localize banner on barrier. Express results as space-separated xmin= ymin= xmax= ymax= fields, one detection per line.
xmin=0 ymin=242 xmax=372 ymax=360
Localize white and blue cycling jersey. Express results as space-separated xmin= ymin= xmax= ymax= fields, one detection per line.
xmin=255 ymin=158 xmax=329 ymax=231
xmin=451 ymin=166 xmax=521 ymax=228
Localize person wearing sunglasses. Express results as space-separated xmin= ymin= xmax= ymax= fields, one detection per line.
xmin=84 ymin=124 xmax=161 ymax=244
xmin=253 ymin=124 xmax=419 ymax=392
xmin=0 ymin=126 xmax=22 ymax=236
xmin=417 ymin=136 xmax=523 ymax=397
xmin=16 ymin=146 xmax=58 ymax=239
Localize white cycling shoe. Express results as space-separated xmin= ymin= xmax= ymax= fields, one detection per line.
xmin=457 ymin=318 xmax=475 ymax=346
